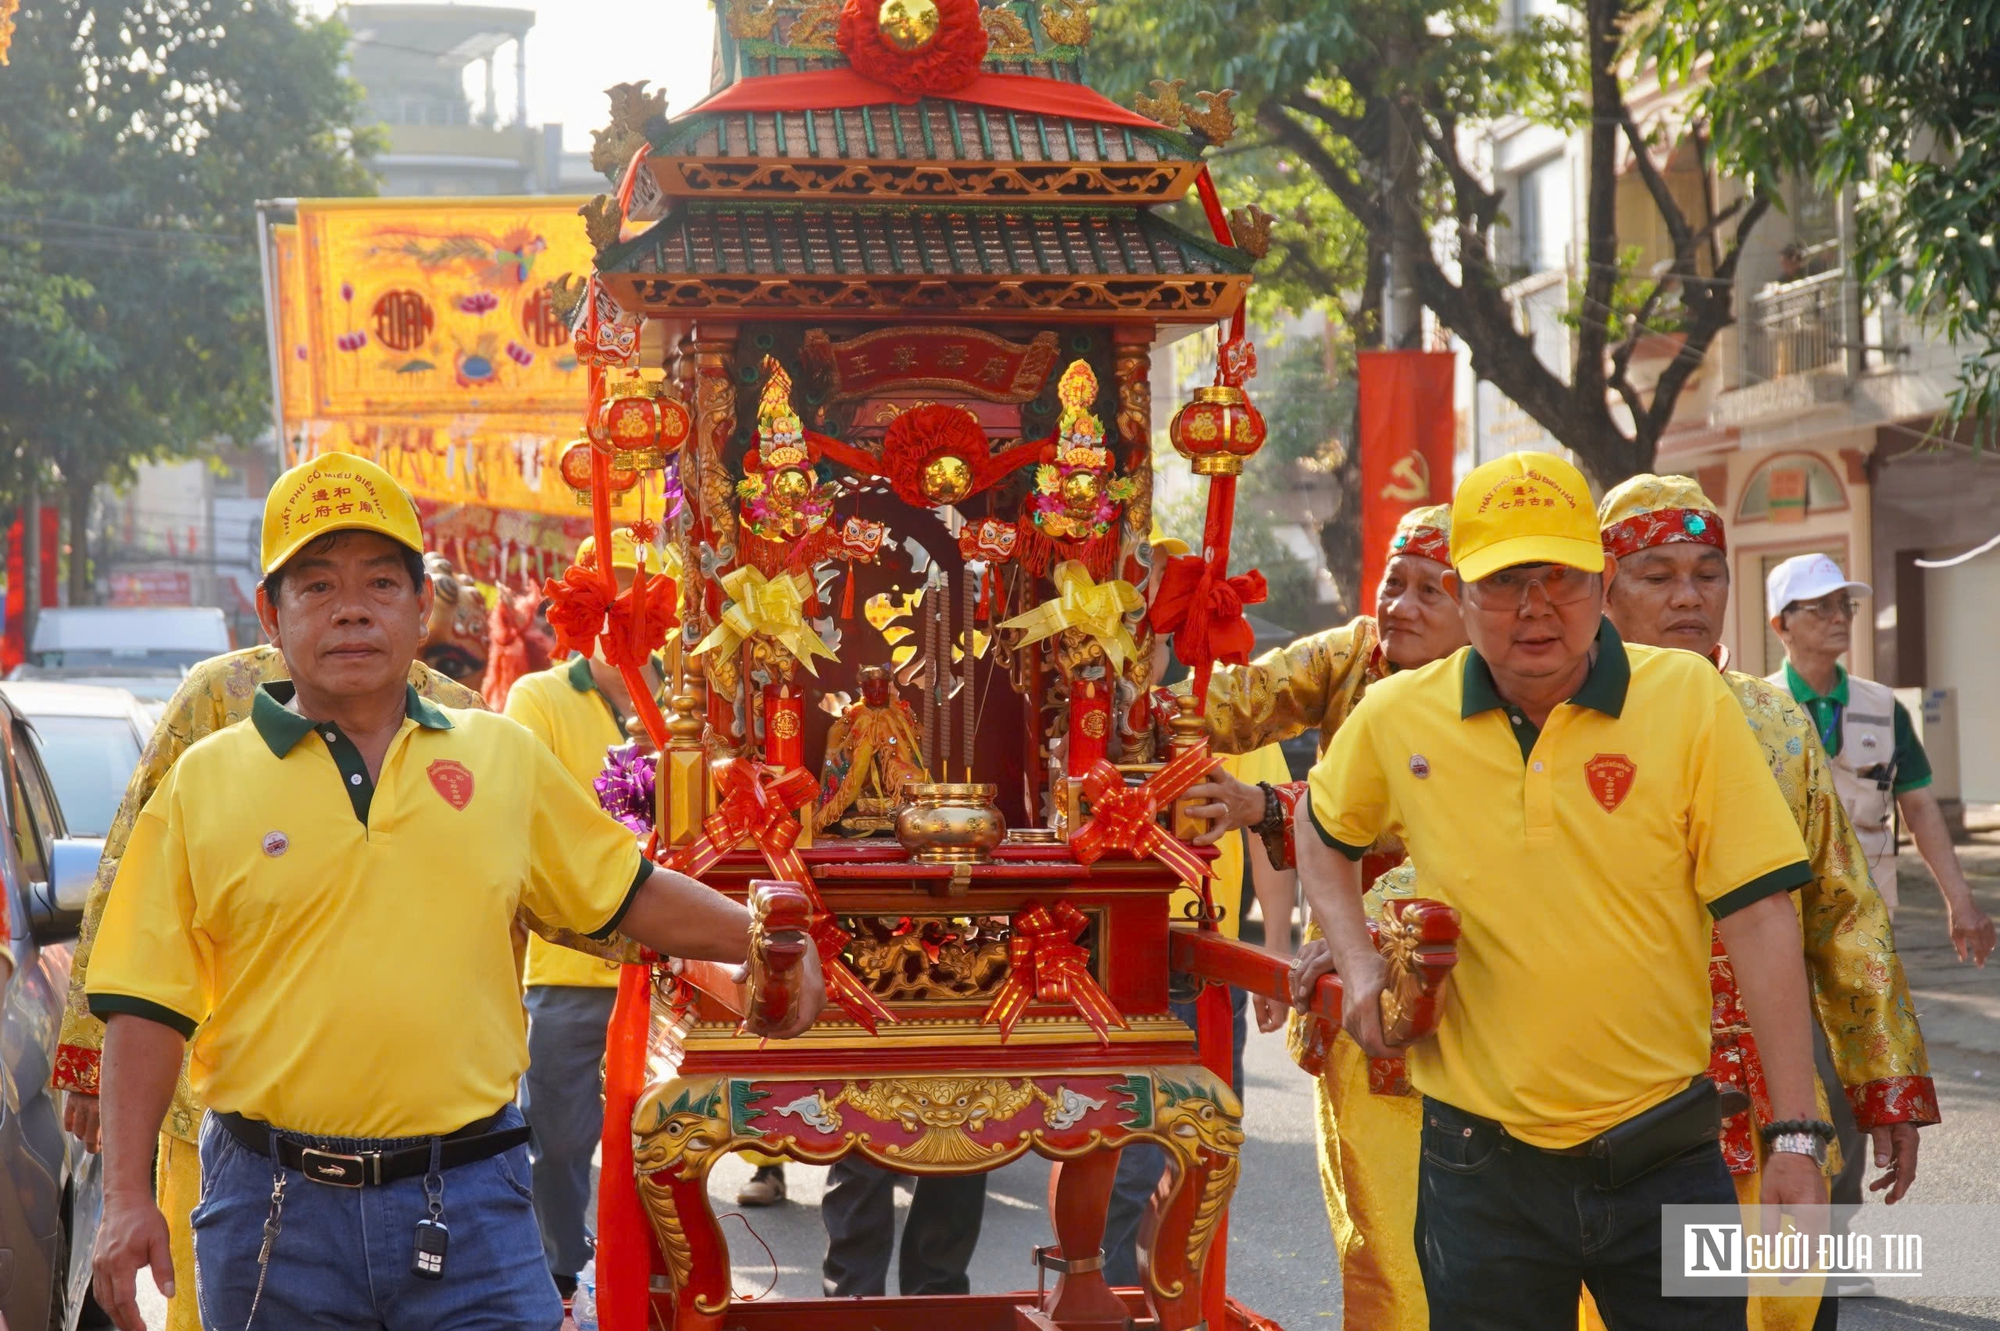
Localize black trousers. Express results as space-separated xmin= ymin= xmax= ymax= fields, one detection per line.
xmin=1416 ymin=1097 xmax=1746 ymax=1331
xmin=820 ymin=1158 xmax=987 ymax=1296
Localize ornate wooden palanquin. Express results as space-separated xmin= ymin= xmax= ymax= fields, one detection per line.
xmin=562 ymin=7 xmax=1455 ymax=1331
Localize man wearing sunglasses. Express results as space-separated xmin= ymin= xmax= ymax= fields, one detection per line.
xmin=1296 ymin=451 xmax=1827 ymax=1328
xmin=1767 ymin=553 xmax=1995 ymax=963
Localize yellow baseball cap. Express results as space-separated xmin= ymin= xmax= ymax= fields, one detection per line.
xmin=1147 ymin=521 xmax=1191 ymax=560
xmin=1449 ymin=451 xmax=1603 ymax=583
xmin=261 ymin=453 xmax=424 ymax=575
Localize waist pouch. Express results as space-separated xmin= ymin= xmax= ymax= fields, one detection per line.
xmin=1583 ymin=1078 xmax=1721 ymax=1191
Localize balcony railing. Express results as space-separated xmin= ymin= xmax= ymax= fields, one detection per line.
xmin=1747 ymin=267 xmax=1844 ymax=383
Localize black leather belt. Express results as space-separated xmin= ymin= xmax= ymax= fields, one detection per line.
xmin=213 ymin=1109 xmax=530 ymax=1188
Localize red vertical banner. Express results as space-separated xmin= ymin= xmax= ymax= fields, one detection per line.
xmin=1357 ymin=351 xmax=1457 ymax=612
xmin=3 ymin=507 xmax=63 ymax=672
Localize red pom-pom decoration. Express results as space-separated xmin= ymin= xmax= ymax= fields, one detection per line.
xmin=837 ymin=0 xmax=987 ymax=101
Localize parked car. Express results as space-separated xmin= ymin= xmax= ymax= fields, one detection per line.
xmin=9 ymin=607 xmax=232 ymax=716
xmin=0 ymin=686 xmax=109 ymax=1328
xmin=0 ymin=685 xmax=150 ymax=842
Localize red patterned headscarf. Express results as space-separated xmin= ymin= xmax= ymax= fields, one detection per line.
xmin=1597 ymin=474 xmax=1726 ymax=557
xmin=1388 ymin=503 xmax=1451 ymax=564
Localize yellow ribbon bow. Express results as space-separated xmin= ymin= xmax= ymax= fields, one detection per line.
xmin=692 ymin=567 xmax=839 ymax=674
xmin=998 ymin=560 xmax=1143 ymax=670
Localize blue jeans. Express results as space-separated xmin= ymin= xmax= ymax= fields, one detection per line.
xmin=519 ymin=984 xmax=617 ymax=1279
xmin=190 ymin=1103 xmax=562 ymax=1331
xmin=1416 ymin=1096 xmax=1745 ymax=1330
xmin=1101 ymin=989 xmax=1247 ymax=1288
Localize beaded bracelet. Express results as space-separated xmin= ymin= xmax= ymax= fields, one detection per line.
xmin=1758 ymin=1118 xmax=1836 ymax=1142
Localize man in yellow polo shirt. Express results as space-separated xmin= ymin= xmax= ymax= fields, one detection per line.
xmin=86 ymin=455 xmax=822 ymax=1331
xmin=505 ymin=525 xmax=670 ymax=1300
xmin=1296 ymin=451 xmax=1827 ymax=1328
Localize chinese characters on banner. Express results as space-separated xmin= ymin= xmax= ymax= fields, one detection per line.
xmin=1357 ymin=350 xmax=1457 ymax=612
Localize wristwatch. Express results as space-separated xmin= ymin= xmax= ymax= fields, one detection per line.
xmin=1766 ymin=1132 xmax=1830 ymax=1169
xmin=1760 ymin=1118 xmax=1835 ymax=1170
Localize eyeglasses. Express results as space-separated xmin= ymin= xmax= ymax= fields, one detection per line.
xmin=1788 ymin=596 xmax=1859 ymax=623
xmin=1464 ymin=563 xmax=1598 ymax=610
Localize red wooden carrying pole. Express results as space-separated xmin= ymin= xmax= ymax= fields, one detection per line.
xmin=582 ymin=266 xmax=671 ymax=1331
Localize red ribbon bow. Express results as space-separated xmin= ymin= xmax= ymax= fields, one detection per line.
xmin=1068 ymin=744 xmax=1214 ymax=889
xmin=1150 ymin=553 xmax=1266 ymax=706
xmin=666 ymin=758 xmax=895 ymax=1033
xmin=542 ymin=564 xmax=679 ymax=670
xmin=981 ymin=900 xmax=1127 ymax=1045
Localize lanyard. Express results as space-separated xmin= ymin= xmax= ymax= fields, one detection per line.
xmin=1814 ymin=698 xmax=1843 ymax=755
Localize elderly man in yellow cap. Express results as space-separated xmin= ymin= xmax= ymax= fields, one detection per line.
xmin=1295 ymin=451 xmax=1826 ymax=1328
xmin=85 ymin=455 xmax=823 ymax=1331
xmin=1592 ymin=474 xmax=1938 ymax=1329
xmin=56 ymin=517 xmax=506 ymax=1331
xmin=1167 ymin=505 xmax=1466 ymax=1329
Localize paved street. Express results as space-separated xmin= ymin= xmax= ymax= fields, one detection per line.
xmin=136 ymin=824 xmax=2000 ymax=1329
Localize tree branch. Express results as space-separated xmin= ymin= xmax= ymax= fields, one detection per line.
xmin=1281 ymin=89 xmax=1371 ymax=149
xmin=1640 ymin=191 xmax=1771 ymax=443
xmin=1254 ymin=102 xmax=1388 ymax=235
xmin=1619 ymin=108 xmax=1696 ymax=262
xmin=1574 ymin=0 xmax=1625 ymax=411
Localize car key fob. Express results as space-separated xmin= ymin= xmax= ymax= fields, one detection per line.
xmin=413 ymin=1218 xmax=449 ymax=1280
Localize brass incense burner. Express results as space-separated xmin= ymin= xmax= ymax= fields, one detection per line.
xmin=896 ymin=782 xmax=1005 ymax=864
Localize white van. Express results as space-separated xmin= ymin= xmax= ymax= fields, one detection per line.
xmin=11 ymin=606 xmax=233 ymax=711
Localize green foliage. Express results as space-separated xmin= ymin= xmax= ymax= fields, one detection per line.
xmin=0 ymin=0 xmax=378 ymax=508
xmin=1152 ymin=334 xmax=1345 ymax=633
xmin=1647 ymin=0 xmax=2000 ymax=439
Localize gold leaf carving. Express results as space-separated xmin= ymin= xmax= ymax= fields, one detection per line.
xmin=723 ymin=0 xmax=779 ymax=39
xmin=591 ymin=80 xmax=667 ymax=176
xmin=1135 ymin=78 xmax=1186 ymax=131
xmin=1228 ymin=203 xmax=1276 ymax=260
xmin=1185 ymin=89 xmax=1239 ymax=147
xmin=1038 ymin=0 xmax=1096 ymax=47
xmin=579 ymin=194 xmax=623 ymax=254
xmin=785 ymin=0 xmax=843 ymax=50
xmin=981 ymin=6 xmax=1036 ymax=56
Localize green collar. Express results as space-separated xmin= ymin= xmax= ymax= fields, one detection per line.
xmin=251 ymin=681 xmax=453 ymax=759
xmin=566 ymin=654 xmax=595 ymax=692
xmin=1783 ymin=659 xmax=1848 ymax=707
xmin=1461 ymin=618 xmax=1630 ymax=721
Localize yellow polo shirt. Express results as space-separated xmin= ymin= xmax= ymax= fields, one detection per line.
xmin=86 ymin=683 xmax=648 ymax=1138
xmin=1307 ymin=620 xmax=1811 ymax=1148
xmin=506 ymin=657 xmax=629 ymax=990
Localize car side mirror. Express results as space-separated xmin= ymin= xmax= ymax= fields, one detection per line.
xmin=27 ymin=837 xmax=103 ymax=943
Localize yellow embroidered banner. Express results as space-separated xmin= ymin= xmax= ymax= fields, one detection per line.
xmin=272 ymin=224 xmax=314 ymax=427
xmin=296 ymin=418 xmax=650 ymax=521
xmin=298 ymin=198 xmax=593 ymax=417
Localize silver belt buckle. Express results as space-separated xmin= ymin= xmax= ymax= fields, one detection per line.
xmin=299 ymin=1147 xmax=371 ymax=1187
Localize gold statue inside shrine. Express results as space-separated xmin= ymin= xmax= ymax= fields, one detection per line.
xmin=816 ymin=664 xmax=929 ymax=835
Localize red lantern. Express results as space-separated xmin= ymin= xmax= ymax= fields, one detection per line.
xmin=1167 ymin=385 xmax=1267 ymax=476
xmin=559 ymin=438 xmax=639 ymax=506
xmin=588 ymin=372 xmax=692 ymax=473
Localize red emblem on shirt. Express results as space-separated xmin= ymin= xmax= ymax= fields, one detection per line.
xmin=428 ymin=759 xmax=475 ymax=811
xmin=1584 ymin=753 xmax=1636 ymax=812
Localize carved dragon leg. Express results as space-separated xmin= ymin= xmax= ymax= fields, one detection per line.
xmin=632 ymin=1077 xmax=754 ymax=1331
xmin=1135 ymin=1069 xmax=1245 ymax=1331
